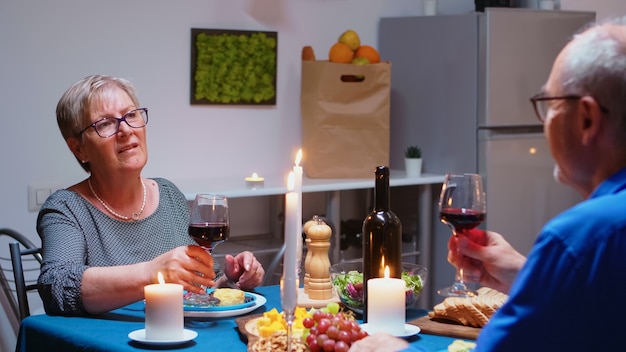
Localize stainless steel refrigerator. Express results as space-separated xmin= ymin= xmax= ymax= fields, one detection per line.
xmin=379 ymin=8 xmax=594 ymax=304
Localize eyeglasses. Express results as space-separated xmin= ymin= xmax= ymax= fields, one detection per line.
xmin=529 ymin=94 xmax=609 ymax=123
xmin=79 ymin=108 xmax=148 ymax=138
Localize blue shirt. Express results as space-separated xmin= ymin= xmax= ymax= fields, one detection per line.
xmin=476 ymin=167 xmax=626 ymax=351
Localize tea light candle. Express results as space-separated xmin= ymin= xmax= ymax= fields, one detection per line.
xmin=366 ymin=266 xmax=406 ymax=335
xmin=144 ymin=272 xmax=184 ymax=340
xmin=245 ymin=173 xmax=265 ymax=188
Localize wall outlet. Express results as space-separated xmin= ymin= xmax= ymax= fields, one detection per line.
xmin=27 ymin=183 xmax=65 ymax=212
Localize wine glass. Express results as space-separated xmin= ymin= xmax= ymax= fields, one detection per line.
xmin=186 ymin=194 xmax=230 ymax=305
xmin=188 ymin=194 xmax=230 ymax=252
xmin=438 ymin=173 xmax=486 ymax=297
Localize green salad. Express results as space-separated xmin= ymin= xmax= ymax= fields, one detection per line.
xmin=332 ymin=270 xmax=425 ymax=309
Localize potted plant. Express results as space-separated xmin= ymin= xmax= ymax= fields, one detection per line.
xmin=404 ymin=146 xmax=423 ymax=177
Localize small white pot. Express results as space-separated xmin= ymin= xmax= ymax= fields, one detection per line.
xmin=405 ymin=158 xmax=423 ymax=177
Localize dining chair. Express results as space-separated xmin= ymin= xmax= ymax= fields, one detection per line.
xmin=0 ymin=228 xmax=42 ymax=323
xmin=10 ymin=243 xmax=42 ymax=320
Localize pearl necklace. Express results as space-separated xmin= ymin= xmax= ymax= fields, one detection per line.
xmin=88 ymin=178 xmax=147 ymax=221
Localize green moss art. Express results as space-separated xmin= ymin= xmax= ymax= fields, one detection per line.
xmin=191 ymin=29 xmax=277 ymax=105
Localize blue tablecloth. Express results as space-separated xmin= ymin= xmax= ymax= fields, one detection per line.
xmin=17 ymin=285 xmax=463 ymax=351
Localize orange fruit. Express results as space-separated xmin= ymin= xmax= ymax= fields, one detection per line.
xmin=328 ymin=42 xmax=354 ymax=63
xmin=354 ymin=45 xmax=380 ymax=64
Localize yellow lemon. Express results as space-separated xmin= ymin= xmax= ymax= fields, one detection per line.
xmin=338 ymin=29 xmax=361 ymax=51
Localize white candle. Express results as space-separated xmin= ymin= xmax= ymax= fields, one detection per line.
xmin=245 ymin=172 xmax=265 ymax=188
xmin=283 ymin=172 xmax=298 ymax=310
xmin=366 ymin=266 xmax=406 ymax=335
xmin=293 ymin=149 xmax=303 ymax=269
xmin=144 ymin=272 xmax=184 ymax=340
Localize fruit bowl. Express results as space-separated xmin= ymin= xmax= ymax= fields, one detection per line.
xmin=330 ymin=262 xmax=427 ymax=314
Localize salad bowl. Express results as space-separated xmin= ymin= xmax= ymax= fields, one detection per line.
xmin=330 ymin=261 xmax=428 ymax=314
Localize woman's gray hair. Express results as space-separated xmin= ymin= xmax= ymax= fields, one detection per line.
xmin=56 ymin=75 xmax=140 ymax=172
xmin=560 ymin=16 xmax=626 ymax=144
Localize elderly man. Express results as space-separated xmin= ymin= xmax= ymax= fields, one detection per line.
xmin=350 ymin=16 xmax=626 ymax=352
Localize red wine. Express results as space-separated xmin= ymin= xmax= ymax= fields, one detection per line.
xmin=440 ymin=208 xmax=485 ymax=233
xmin=188 ymin=223 xmax=230 ymax=249
xmin=362 ymin=166 xmax=402 ymax=322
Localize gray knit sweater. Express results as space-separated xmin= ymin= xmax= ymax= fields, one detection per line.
xmin=37 ymin=178 xmax=198 ymax=315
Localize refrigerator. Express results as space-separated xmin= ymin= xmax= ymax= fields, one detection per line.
xmin=379 ymin=8 xmax=594 ymax=304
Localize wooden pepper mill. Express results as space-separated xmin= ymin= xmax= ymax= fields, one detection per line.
xmin=303 ymin=215 xmax=333 ymax=300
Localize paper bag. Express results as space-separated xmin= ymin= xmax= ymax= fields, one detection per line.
xmin=301 ymin=60 xmax=391 ymax=178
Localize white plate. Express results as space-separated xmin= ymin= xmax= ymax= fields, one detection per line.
xmin=359 ymin=323 xmax=421 ymax=338
xmin=128 ymin=328 xmax=198 ymax=345
xmin=183 ymin=292 xmax=267 ymax=318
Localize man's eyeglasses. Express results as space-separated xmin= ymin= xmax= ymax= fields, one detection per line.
xmin=79 ymin=108 xmax=148 ymax=138
xmin=529 ymin=94 xmax=609 ymax=123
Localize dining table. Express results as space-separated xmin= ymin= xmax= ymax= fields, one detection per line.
xmin=16 ymin=285 xmax=470 ymax=352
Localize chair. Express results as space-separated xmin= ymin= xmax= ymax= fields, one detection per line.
xmin=10 ymin=243 xmax=42 ymax=320
xmin=0 ymin=228 xmax=42 ymax=323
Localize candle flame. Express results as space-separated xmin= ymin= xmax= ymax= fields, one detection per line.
xmin=384 ymin=266 xmax=390 ymax=279
xmin=157 ymin=272 xmax=165 ymax=284
xmin=295 ymin=149 xmax=302 ymax=167
xmin=287 ymin=171 xmax=295 ymax=191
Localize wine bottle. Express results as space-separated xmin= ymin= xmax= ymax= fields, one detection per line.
xmin=362 ymin=166 xmax=402 ymax=322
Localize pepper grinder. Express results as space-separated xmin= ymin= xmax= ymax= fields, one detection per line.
xmin=303 ymin=216 xmax=333 ymax=299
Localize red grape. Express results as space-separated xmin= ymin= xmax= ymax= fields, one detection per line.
xmin=317 ymin=318 xmax=331 ymax=334
xmin=322 ymin=338 xmax=336 ymax=352
xmin=337 ymin=330 xmax=351 ymax=343
xmin=335 ymin=341 xmax=350 ymax=352
xmin=326 ymin=325 xmax=339 ymax=339
xmin=303 ymin=317 xmax=315 ymax=329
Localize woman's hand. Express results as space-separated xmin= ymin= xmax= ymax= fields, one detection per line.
xmin=448 ymin=229 xmax=526 ymax=294
xmin=146 ymin=245 xmax=216 ymax=293
xmin=220 ymin=251 xmax=265 ymax=290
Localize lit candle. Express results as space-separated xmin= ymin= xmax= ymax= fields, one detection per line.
xmin=245 ymin=172 xmax=265 ymax=188
xmin=293 ymin=149 xmax=303 ymax=269
xmin=366 ymin=266 xmax=406 ymax=335
xmin=283 ymin=172 xmax=298 ymax=311
xmin=144 ymin=272 xmax=184 ymax=340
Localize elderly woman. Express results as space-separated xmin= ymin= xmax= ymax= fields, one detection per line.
xmin=37 ymin=75 xmax=264 ymax=315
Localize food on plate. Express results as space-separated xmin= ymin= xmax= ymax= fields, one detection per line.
xmin=254 ymin=306 xmax=310 ymax=338
xmin=250 ymin=330 xmax=308 ymax=352
xmin=246 ymin=303 xmax=366 ymax=352
xmin=213 ymin=288 xmax=245 ymax=306
xmin=448 ymin=339 xmax=477 ymax=352
xmin=428 ymin=287 xmax=508 ymax=328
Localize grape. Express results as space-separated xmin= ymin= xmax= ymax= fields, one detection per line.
xmin=303 ymin=305 xmax=368 ymax=351
xmin=327 ymin=302 xmax=340 ymax=314
xmin=317 ymin=334 xmax=329 ymax=346
xmin=326 ymin=325 xmax=339 ymax=339
xmin=303 ymin=317 xmax=315 ymax=329
xmin=337 ymin=330 xmax=351 ymax=343
xmin=322 ymin=338 xmax=336 ymax=352
xmin=317 ymin=318 xmax=331 ymax=334
xmin=313 ymin=310 xmax=325 ymax=322
xmin=335 ymin=341 xmax=350 ymax=352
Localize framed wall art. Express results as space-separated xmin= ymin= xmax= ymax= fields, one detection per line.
xmin=190 ymin=28 xmax=278 ymax=105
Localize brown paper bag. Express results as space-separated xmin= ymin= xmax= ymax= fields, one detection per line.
xmin=301 ymin=60 xmax=391 ymax=178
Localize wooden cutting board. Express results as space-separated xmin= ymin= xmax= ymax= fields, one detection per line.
xmin=409 ymin=315 xmax=480 ymax=340
xmin=235 ymin=313 xmax=263 ymax=349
